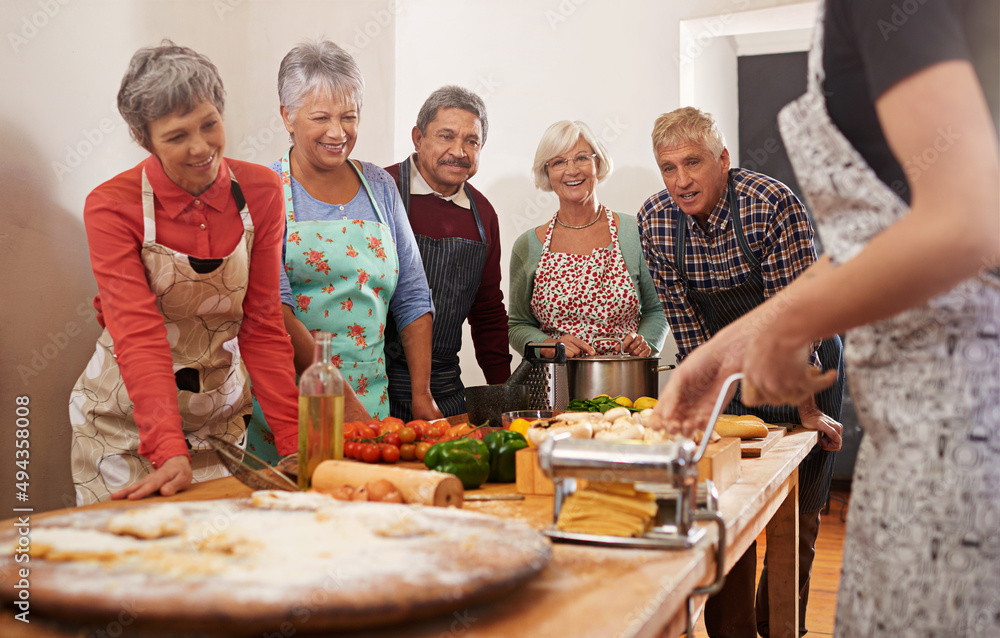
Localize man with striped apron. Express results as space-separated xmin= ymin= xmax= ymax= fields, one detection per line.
xmin=384 ymin=88 xmax=511 ymax=421
xmin=675 ymin=171 xmax=844 ymax=637
xmin=640 ymin=121 xmax=844 ymax=637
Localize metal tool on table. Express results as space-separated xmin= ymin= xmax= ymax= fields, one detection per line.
xmin=522 ymin=342 xmax=569 ymax=411
xmin=465 ymin=352 xmax=534 ymax=427
xmin=207 ymin=435 xmax=300 ymax=492
xmin=537 ymin=373 xmax=746 ymax=636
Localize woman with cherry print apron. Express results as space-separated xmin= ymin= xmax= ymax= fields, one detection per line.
xmin=508 ymin=120 xmax=668 ymax=360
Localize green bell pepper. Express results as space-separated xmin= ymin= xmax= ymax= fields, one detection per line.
xmin=423 ymin=438 xmax=490 ymax=489
xmin=483 ymin=430 xmax=528 ymax=483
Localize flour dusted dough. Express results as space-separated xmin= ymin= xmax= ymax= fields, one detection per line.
xmin=0 ymin=492 xmax=552 ymax=634
xmin=107 ymin=504 xmax=185 ymax=539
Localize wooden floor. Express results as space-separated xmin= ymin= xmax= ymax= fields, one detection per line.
xmin=689 ymin=490 xmax=851 ymax=637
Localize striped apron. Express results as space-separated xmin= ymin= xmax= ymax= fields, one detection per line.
xmin=674 ymin=169 xmax=844 ymax=513
xmin=385 ymin=159 xmax=488 ymax=420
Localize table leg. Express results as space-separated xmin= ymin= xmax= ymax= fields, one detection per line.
xmin=766 ymin=468 xmax=799 ymax=637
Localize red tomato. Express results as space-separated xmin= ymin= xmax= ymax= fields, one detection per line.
xmin=357 ymin=426 xmax=376 ymax=439
xmin=383 ymin=432 xmax=401 ymax=448
xmin=344 ymin=441 xmax=359 ymax=459
xmin=398 ymin=426 xmax=416 ymax=445
xmin=415 ymin=441 xmax=433 ymax=462
xmin=380 ymin=421 xmax=402 ymax=435
xmin=423 ymin=422 xmax=445 ymax=439
xmin=380 ymin=445 xmax=400 ymax=464
xmin=399 ymin=443 xmax=416 ymax=461
xmin=381 ymin=416 xmax=405 ymax=428
xmin=406 ymin=419 xmax=432 ymax=438
xmin=361 ymin=444 xmax=381 ymax=464
xmin=344 ymin=421 xmax=364 ymax=438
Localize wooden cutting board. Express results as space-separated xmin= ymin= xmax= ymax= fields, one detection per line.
xmin=740 ymin=427 xmax=786 ymax=457
xmin=0 ymin=494 xmax=551 ymax=635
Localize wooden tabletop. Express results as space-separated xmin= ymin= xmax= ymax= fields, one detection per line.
xmin=1 ymin=429 xmax=817 ymax=638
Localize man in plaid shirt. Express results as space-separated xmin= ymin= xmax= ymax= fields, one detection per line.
xmin=638 ymin=107 xmax=844 ymax=638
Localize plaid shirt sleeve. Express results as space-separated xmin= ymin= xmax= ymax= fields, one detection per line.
xmin=637 ymin=191 xmax=710 ymax=363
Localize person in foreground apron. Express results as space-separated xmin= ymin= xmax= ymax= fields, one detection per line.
xmin=69 ymin=42 xmax=299 ymax=505
xmin=638 ymin=107 xmax=844 ymax=638
xmin=383 ymin=86 xmax=512 ymax=422
xmin=654 ymin=1 xmax=999 ymax=636
xmin=260 ymin=39 xmax=438 ymax=438
xmin=508 ymin=120 xmax=668 ymax=361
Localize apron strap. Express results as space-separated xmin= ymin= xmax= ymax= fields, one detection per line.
xmin=141 ymin=166 xmax=248 ymax=241
xmin=347 ymin=159 xmax=387 ymax=226
xmin=281 ymin=150 xmax=386 ymax=226
xmin=675 ymin=170 xmax=759 ymax=281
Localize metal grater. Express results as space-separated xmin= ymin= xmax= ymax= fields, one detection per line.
xmin=522 ymin=342 xmax=569 ymax=410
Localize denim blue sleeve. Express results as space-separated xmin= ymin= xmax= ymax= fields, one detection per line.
xmin=377 ymin=171 xmax=434 ymax=330
xmin=279 ymin=225 xmax=294 ymax=309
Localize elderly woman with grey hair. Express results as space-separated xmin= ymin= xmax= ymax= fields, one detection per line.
xmin=69 ymin=41 xmax=299 ymax=504
xmin=508 ymin=120 xmax=668 ymax=359
xmin=267 ymin=39 xmax=438 ymax=425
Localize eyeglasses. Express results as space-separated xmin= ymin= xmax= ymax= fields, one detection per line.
xmin=545 ymin=153 xmax=596 ymax=172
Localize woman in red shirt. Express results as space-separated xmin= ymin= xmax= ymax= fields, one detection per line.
xmin=69 ymin=42 xmax=299 ymax=504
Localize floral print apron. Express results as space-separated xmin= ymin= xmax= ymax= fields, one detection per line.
xmin=778 ymin=3 xmax=1000 ymax=635
xmin=530 ymin=206 xmax=640 ymax=354
xmin=69 ymin=168 xmax=252 ymax=505
xmin=281 ymin=152 xmax=399 ymax=418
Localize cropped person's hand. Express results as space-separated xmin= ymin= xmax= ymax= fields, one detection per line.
xmin=798 ymin=400 xmax=843 ymax=452
xmin=541 ymin=335 xmax=595 ymax=359
xmin=411 ymin=391 xmax=443 ymax=421
xmin=621 ymin=333 xmax=651 ymax=357
xmin=111 ymin=455 xmax=193 ymax=501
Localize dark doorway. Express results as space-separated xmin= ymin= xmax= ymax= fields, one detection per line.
xmin=738 ymin=51 xmax=863 ymax=488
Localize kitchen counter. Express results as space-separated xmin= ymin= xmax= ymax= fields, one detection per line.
xmin=1 ymin=429 xmax=817 ymax=638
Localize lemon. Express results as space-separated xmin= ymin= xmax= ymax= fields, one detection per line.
xmin=614 ymin=396 xmax=633 ymax=408
xmin=593 ymin=394 xmax=611 ymax=400
xmin=509 ymin=418 xmax=531 ymax=437
xmin=633 ymin=396 xmax=658 ymax=410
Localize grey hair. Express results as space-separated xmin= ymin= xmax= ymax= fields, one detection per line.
xmin=278 ymin=39 xmax=364 ymax=122
xmin=532 ymin=120 xmax=613 ymax=191
xmin=117 ymin=40 xmax=226 ymax=152
xmin=651 ymin=106 xmax=726 ymax=159
xmin=415 ymin=85 xmax=488 ymax=146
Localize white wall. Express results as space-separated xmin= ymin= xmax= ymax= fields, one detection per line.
xmin=1 ymin=0 xmax=810 ymax=514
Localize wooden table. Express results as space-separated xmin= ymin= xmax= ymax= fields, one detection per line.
xmin=1 ymin=429 xmax=817 ymax=638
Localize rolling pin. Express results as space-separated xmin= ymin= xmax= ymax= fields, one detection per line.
xmin=310 ymin=460 xmax=464 ymax=508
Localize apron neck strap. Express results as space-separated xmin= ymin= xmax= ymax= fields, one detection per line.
xmin=141 ymin=166 xmax=246 ymax=243
xmin=674 ymin=170 xmax=758 ymax=279
xmin=282 ymin=149 xmax=386 ymax=226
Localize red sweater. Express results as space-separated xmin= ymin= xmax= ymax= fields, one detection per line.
xmin=384 ymin=163 xmax=512 ymax=384
xmin=84 ymin=155 xmax=298 ymax=467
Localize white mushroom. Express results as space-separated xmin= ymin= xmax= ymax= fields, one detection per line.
xmin=602 ymin=407 xmax=631 ymax=422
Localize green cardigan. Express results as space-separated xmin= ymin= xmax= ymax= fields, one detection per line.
xmin=508 ymin=212 xmax=668 ymax=357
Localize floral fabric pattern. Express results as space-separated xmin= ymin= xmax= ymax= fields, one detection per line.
xmin=530 ymin=206 xmax=641 ymax=353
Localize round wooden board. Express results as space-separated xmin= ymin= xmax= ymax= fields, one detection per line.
xmin=0 ymin=494 xmax=552 ymax=635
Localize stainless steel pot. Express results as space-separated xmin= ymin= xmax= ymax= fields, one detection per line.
xmin=566 ymin=338 xmax=674 ymax=400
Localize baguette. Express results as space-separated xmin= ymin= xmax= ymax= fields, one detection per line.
xmin=712 ymin=414 xmax=769 ymax=439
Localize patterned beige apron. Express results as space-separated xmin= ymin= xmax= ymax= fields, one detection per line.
xmin=69 ymin=168 xmax=254 ymax=505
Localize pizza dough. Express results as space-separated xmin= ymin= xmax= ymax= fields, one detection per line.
xmin=0 ymin=492 xmax=552 ymax=634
